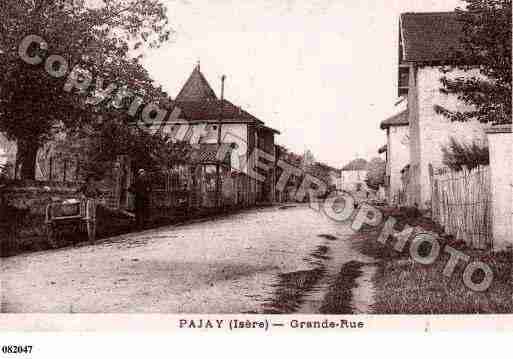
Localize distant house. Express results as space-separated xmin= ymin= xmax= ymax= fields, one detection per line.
xmin=340 ymin=158 xmax=368 ymax=192
xmin=398 ymin=12 xmax=487 ymax=208
xmin=380 ymin=108 xmax=409 ymax=204
xmin=329 ymin=169 xmax=342 ymax=192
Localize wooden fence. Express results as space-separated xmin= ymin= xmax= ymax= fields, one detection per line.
xmin=430 ymin=165 xmax=492 ymax=250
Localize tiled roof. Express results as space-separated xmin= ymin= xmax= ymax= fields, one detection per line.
xmin=190 ymin=143 xmax=235 ymax=165
xmin=175 ymin=99 xmax=263 ymax=124
xmin=176 ymin=65 xmax=218 ymax=102
xmin=342 ymin=158 xmax=368 ymax=171
xmin=258 ymin=124 xmax=281 ymax=135
xmin=171 ymin=65 xmax=265 ymax=125
xmin=380 ymin=109 xmax=409 ymax=129
xmin=400 ymin=12 xmax=464 ymax=63
xmin=485 ymin=124 xmax=512 ymax=134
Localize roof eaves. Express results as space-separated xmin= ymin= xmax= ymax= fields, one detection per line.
xmin=485 ymin=124 xmax=512 ymax=134
xmin=380 ymin=109 xmax=409 ymax=130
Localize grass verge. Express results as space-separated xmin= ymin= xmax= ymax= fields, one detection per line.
xmin=353 ymin=206 xmax=513 ymax=314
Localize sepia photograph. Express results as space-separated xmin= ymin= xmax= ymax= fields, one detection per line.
xmin=0 ymin=0 xmax=511 ymax=330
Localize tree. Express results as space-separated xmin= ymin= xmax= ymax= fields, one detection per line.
xmin=365 ymin=157 xmax=385 ymax=191
xmin=441 ymin=137 xmax=489 ymax=171
xmin=0 ymin=0 xmax=172 ymax=179
xmin=437 ymin=0 xmax=512 ymax=125
xmin=305 ymin=162 xmax=336 ymax=189
xmin=80 ymin=114 xmax=191 ymax=180
xmin=275 ymin=145 xmax=303 ymax=189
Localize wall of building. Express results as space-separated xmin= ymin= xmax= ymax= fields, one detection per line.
xmin=340 ymin=170 xmax=367 ymax=192
xmin=406 ymin=64 xmax=421 ymax=206
xmin=148 ymin=120 xmax=280 ymax=206
xmin=162 ymin=121 xmax=249 ymax=171
xmin=409 ymin=66 xmax=486 ymax=208
xmin=257 ymin=128 xmax=276 ymax=202
xmin=387 ymin=125 xmax=409 ymax=204
xmin=0 ymin=133 xmax=17 ymax=178
xmin=487 ymin=130 xmax=512 ymax=251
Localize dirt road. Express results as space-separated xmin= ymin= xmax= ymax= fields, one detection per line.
xmin=1 ymin=205 xmax=375 ymax=313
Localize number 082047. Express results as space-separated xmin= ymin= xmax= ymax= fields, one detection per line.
xmin=1 ymin=345 xmax=33 ymax=354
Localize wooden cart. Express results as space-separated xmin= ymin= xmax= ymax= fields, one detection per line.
xmin=45 ymin=198 xmax=97 ymax=245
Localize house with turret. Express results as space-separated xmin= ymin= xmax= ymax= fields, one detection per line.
xmin=149 ymin=64 xmax=280 ymax=207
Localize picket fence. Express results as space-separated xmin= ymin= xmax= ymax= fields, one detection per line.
xmin=430 ymin=165 xmax=492 ymax=250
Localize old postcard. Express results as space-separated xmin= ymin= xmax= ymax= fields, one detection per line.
xmin=0 ymin=0 xmax=512 ymax=339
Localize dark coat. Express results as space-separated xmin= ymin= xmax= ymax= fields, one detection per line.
xmin=131 ymin=174 xmax=151 ymax=201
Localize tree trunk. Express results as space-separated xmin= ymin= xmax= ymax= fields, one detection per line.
xmin=17 ymin=141 xmax=39 ymax=180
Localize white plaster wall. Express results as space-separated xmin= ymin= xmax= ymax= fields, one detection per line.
xmin=160 ymin=121 xmax=249 ymax=170
xmin=0 ymin=133 xmax=17 ymax=166
xmin=407 ymin=64 xmax=420 ymax=207
xmin=341 ymin=170 xmax=367 ymax=191
xmin=388 ymin=125 xmax=409 ymax=203
xmin=487 ymin=131 xmax=512 ymax=251
xmin=414 ymin=67 xmax=486 ymax=208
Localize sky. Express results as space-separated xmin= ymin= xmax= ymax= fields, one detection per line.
xmin=142 ymin=0 xmax=464 ymax=169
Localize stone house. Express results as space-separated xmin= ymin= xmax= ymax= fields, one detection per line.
xmin=329 ymin=169 xmax=342 ymax=192
xmin=398 ymin=12 xmax=487 ymax=208
xmin=148 ymin=64 xmax=280 ymax=207
xmin=340 ymin=158 xmax=368 ymax=192
xmin=380 ymin=108 xmax=410 ymax=204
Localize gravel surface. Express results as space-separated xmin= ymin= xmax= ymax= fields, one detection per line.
xmin=1 ymin=204 xmax=374 ymax=313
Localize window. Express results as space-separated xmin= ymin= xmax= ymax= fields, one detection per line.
xmin=204 ymin=165 xmax=217 ymax=192
xmin=398 ymin=66 xmax=409 ymax=96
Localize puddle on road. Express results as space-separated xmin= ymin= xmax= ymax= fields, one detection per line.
xmin=318 ymin=234 xmax=339 ymax=241
xmin=278 ymin=205 xmax=297 ymax=210
xmin=259 ymin=233 xmax=372 ymax=315
xmin=319 ymin=260 xmax=365 ymax=314
xmin=103 ymin=238 xmax=150 ymax=249
xmin=261 ymin=267 xmax=327 ymax=314
xmin=310 ymin=245 xmax=331 ymax=260
xmin=100 ymin=234 xmax=178 ymax=249
xmin=261 ymin=245 xmax=330 ymax=314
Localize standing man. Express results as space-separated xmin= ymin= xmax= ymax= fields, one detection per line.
xmin=131 ymin=169 xmax=151 ymax=229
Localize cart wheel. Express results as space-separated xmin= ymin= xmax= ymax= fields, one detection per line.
xmin=46 ymin=224 xmax=57 ymax=249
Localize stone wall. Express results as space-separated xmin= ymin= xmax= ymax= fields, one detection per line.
xmin=387 ymin=125 xmax=409 ymax=204
xmin=409 ymin=66 xmax=486 ymax=208
xmin=486 ymin=126 xmax=512 ymax=251
xmin=1 ymin=181 xmax=81 ymax=238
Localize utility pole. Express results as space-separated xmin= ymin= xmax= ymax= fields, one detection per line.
xmin=216 ymin=75 xmax=226 ymax=208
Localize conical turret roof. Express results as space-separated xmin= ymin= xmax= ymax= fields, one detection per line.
xmin=176 ymin=64 xmax=218 ymax=102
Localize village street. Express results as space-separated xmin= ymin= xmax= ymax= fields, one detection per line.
xmin=1 ymin=204 xmax=376 ymax=313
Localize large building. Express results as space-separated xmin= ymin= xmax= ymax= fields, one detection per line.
xmin=147 ymin=64 xmax=280 ymax=207
xmin=397 ymin=12 xmax=487 ymax=208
